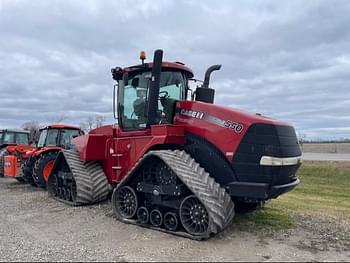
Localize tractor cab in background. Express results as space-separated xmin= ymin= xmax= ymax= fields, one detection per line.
xmin=0 ymin=129 xmax=30 ymax=147
xmin=4 ymin=124 xmax=83 ymax=187
xmin=0 ymin=129 xmax=30 ymax=177
xmin=36 ymin=125 xmax=83 ymax=149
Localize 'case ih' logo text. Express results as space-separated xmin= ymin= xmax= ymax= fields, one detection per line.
xmin=180 ymin=109 xmax=204 ymax=119
xmin=4 ymin=161 xmax=11 ymax=168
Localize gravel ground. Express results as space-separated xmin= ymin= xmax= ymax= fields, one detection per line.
xmin=0 ymin=177 xmax=349 ymax=262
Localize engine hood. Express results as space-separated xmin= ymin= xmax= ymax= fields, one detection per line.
xmin=174 ymin=100 xmax=295 ymax=160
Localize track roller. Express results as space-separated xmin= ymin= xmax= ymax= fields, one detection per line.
xmin=137 ymin=207 xmax=149 ymax=224
xmin=150 ymin=209 xmax=163 ymax=227
xmin=164 ymin=212 xmax=178 ymax=231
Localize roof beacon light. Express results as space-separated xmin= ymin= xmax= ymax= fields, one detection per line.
xmin=140 ymin=51 xmax=146 ymax=64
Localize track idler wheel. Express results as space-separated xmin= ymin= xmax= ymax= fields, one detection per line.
xmin=113 ymin=186 xmax=138 ymax=219
xmin=180 ymin=195 xmax=209 ymax=236
xmin=164 ymin=212 xmax=178 ymax=231
xmin=137 ymin=206 xmax=149 ymax=224
xmin=150 ymin=209 xmax=163 ymax=227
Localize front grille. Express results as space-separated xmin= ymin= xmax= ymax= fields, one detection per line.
xmin=232 ymin=123 xmax=301 ymax=185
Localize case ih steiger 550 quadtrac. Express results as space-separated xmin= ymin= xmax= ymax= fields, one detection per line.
xmin=0 ymin=129 xmax=30 ymax=178
xmin=48 ymin=50 xmax=302 ymax=239
xmin=4 ymin=124 xmax=83 ymax=187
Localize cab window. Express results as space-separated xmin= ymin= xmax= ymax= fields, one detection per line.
xmin=46 ymin=129 xmax=59 ymax=146
xmin=59 ymin=129 xmax=81 ymax=148
xmin=3 ymin=132 xmax=15 ymax=143
xmin=118 ymin=70 xmax=186 ymax=131
xmin=37 ymin=130 xmax=47 ymax=147
xmin=16 ymin=133 xmax=29 ymax=145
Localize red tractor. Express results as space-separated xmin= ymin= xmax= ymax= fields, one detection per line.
xmin=4 ymin=124 xmax=83 ymax=187
xmin=0 ymin=129 xmax=30 ymax=178
xmin=48 ymin=50 xmax=302 ymax=239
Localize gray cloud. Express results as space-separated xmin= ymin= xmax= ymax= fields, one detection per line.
xmin=0 ymin=0 xmax=349 ymax=140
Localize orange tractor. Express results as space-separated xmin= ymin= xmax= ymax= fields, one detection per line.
xmin=4 ymin=124 xmax=83 ymax=187
xmin=0 ymin=129 xmax=30 ymax=179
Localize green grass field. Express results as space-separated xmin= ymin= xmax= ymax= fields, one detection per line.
xmin=234 ymin=161 xmax=350 ymax=231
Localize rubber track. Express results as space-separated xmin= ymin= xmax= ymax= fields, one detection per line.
xmin=50 ymin=149 xmax=110 ymax=206
xmin=0 ymin=148 xmax=8 ymax=177
xmin=114 ymin=149 xmax=235 ymax=240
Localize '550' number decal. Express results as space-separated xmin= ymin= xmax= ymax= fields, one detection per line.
xmin=224 ymin=120 xmax=243 ymax=133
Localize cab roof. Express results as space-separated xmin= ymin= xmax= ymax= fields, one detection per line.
xmin=123 ymin=61 xmax=194 ymax=78
xmin=0 ymin=129 xmax=29 ymax=134
xmin=40 ymin=124 xmax=81 ymax=130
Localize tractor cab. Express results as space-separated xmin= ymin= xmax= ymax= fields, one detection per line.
xmin=0 ymin=129 xmax=29 ymax=146
xmin=112 ymin=50 xmax=222 ymax=132
xmin=37 ymin=125 xmax=84 ymax=149
xmin=112 ymin=51 xmax=194 ymax=131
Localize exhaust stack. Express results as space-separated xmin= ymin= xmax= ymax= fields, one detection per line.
xmin=195 ymin=64 xmax=221 ymax=104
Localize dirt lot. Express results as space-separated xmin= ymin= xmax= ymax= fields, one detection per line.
xmin=0 ymin=172 xmax=349 ymax=262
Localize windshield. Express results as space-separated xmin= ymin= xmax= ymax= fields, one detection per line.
xmin=16 ymin=133 xmax=29 ymax=145
xmin=3 ymin=132 xmax=15 ymax=144
xmin=118 ymin=70 xmax=186 ymax=131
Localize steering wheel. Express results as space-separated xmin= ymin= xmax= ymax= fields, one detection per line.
xmin=158 ymin=91 xmax=169 ymax=99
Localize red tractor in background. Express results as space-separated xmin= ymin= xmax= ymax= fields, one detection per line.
xmin=0 ymin=129 xmax=30 ymax=179
xmin=4 ymin=124 xmax=83 ymax=187
xmin=48 ymin=50 xmax=302 ymax=239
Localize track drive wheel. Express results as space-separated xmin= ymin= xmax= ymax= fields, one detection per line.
xmin=112 ymin=186 xmax=138 ymax=219
xmin=33 ymin=152 xmax=58 ymax=188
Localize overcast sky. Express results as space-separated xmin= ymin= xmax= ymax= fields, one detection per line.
xmin=0 ymin=0 xmax=349 ymax=140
